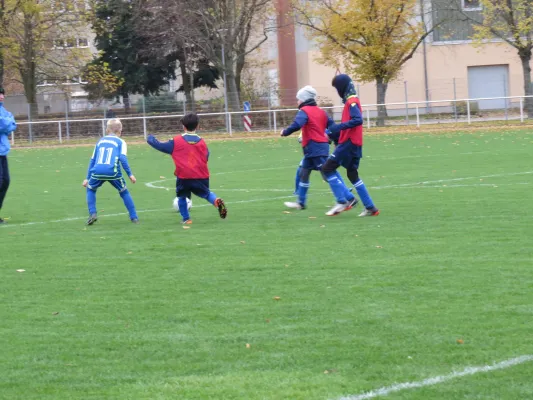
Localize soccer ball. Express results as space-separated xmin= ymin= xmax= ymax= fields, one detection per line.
xmin=173 ymin=197 xmax=192 ymax=211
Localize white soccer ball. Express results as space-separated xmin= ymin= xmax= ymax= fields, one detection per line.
xmin=173 ymin=197 xmax=192 ymax=211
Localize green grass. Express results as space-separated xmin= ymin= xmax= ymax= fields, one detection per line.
xmin=1 ymin=130 xmax=533 ymax=400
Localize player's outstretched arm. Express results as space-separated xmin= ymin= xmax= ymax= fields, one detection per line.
xmin=329 ymin=104 xmax=363 ymax=134
xmin=147 ymin=134 xmax=174 ymax=154
xmin=280 ymin=110 xmax=308 ymax=137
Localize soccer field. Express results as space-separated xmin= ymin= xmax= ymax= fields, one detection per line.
xmin=1 ymin=129 xmax=532 ymax=400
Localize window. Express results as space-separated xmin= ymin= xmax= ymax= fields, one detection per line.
xmin=52 ymin=38 xmax=90 ymax=49
xmin=77 ymin=38 xmax=89 ymax=48
xmin=462 ymin=0 xmax=481 ymax=11
xmin=65 ymin=38 xmax=77 ymax=48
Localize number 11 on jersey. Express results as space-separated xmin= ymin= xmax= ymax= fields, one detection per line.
xmin=97 ymin=147 xmax=114 ymax=165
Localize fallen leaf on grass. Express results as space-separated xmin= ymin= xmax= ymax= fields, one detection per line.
xmin=283 ymin=211 xmax=291 ymax=214
xmin=246 ymin=343 xmax=251 ymax=349
xmin=273 ymin=296 xmax=281 ymax=300
xmin=375 ymin=246 xmax=383 ymax=248
xmin=159 ymin=176 xmax=165 ymax=179
xmin=52 ymin=312 xmax=59 ymax=315
xmin=127 ymin=251 xmax=133 ymax=254
xmin=457 ymin=339 xmax=464 ymax=344
xmin=324 ymin=369 xmax=338 ymax=374
xmin=240 ymin=241 xmax=246 ymax=244
xmin=308 ymin=216 xmax=316 ymax=219
xmin=265 ymin=319 xmax=270 ymax=323
xmin=183 ymin=226 xmax=190 ymax=230
xmin=16 ymin=269 xmax=25 ymax=272
xmin=320 ymin=225 xmax=326 ymax=228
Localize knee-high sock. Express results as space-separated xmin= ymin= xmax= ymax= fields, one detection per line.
xmin=294 ymin=166 xmax=301 ymax=195
xmin=325 ymin=173 xmax=347 ymax=203
xmin=207 ymin=192 xmax=217 ymax=205
xmin=87 ymin=188 xmax=97 ymax=215
xmin=298 ymin=180 xmax=310 ymax=205
xmin=120 ymin=189 xmax=138 ymax=219
xmin=335 ymin=171 xmax=355 ymax=202
xmin=354 ymin=179 xmax=375 ymax=209
xmin=178 ymin=197 xmax=190 ymax=221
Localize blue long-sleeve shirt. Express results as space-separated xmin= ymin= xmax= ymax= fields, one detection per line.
xmin=86 ymin=135 xmax=132 ymax=180
xmin=328 ymin=103 xmax=363 ymax=135
xmin=147 ymin=134 xmax=174 ymax=154
xmin=0 ymin=103 xmax=17 ymax=156
xmin=147 ymin=133 xmax=210 ymax=159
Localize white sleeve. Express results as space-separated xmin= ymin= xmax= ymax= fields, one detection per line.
xmin=121 ymin=140 xmax=128 ymax=156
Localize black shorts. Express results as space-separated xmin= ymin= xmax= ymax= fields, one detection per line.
xmin=176 ymin=178 xmax=210 ymax=199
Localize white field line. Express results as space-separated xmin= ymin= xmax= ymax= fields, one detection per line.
xmin=0 ymin=195 xmax=297 ymax=228
xmin=337 ymin=355 xmax=533 ymax=400
xmin=147 ymin=170 xmax=533 ymax=192
xmin=144 ymin=150 xmax=497 ymax=190
xmin=371 ymin=171 xmax=533 ymax=189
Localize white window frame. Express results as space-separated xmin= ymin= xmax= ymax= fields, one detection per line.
xmin=462 ymin=0 xmax=482 ymax=11
xmin=52 ymin=38 xmax=90 ymax=49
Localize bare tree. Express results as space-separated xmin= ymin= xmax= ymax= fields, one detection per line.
xmin=141 ymin=0 xmax=274 ymax=112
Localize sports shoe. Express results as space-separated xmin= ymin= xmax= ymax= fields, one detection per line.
xmin=359 ymin=208 xmax=380 ymax=217
xmin=86 ymin=214 xmax=98 ymax=225
xmin=131 ymin=218 xmax=140 ymax=224
xmin=214 ymin=198 xmax=227 ymax=219
xmin=345 ymin=198 xmax=359 ymax=211
xmin=284 ymin=201 xmax=306 ymax=210
xmin=181 ymin=219 xmax=192 ymax=225
xmin=326 ymin=202 xmax=348 ymax=216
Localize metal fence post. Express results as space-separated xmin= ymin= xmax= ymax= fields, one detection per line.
xmin=228 ymin=112 xmax=233 ymax=136
xmin=503 ymin=75 xmax=508 ymax=121
xmin=28 ymin=104 xmax=33 ymax=144
xmin=273 ymin=110 xmax=277 ymax=133
xmin=142 ymin=97 xmax=147 ymax=139
xmin=101 ymin=119 xmax=106 ymax=137
xmin=404 ymin=81 xmax=409 ymax=125
xmin=416 ymin=106 xmax=420 ymax=127
xmin=10 ymin=131 xmax=14 ymax=146
xmin=58 ymin=121 xmax=62 ymax=144
xmin=366 ymin=109 xmax=370 ymax=129
xmin=453 ymin=78 xmax=458 ymax=122
xmin=65 ymin=100 xmax=70 ymax=140
xmin=467 ymin=100 xmax=471 ymax=124
xmin=520 ymin=98 xmax=524 ymax=122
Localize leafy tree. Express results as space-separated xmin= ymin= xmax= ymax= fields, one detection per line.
xmin=1 ymin=0 xmax=89 ymax=117
xmin=87 ymin=0 xmax=178 ymax=111
xmin=82 ymin=60 xmax=124 ymax=102
xmin=293 ymin=0 xmax=437 ymax=126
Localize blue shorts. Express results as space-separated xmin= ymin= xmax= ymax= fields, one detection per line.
xmin=301 ymin=156 xmax=327 ymax=171
xmin=176 ymin=178 xmax=211 ymax=199
xmin=87 ymin=176 xmax=127 ymax=192
xmin=329 ymin=142 xmax=362 ymax=170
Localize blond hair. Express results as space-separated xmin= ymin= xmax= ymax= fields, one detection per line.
xmin=106 ymin=118 xmax=122 ymax=135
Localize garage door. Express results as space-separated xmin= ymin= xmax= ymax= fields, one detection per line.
xmin=468 ymin=65 xmax=509 ymax=109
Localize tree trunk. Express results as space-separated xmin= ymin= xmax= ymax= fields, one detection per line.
xmin=0 ymin=51 xmax=4 ymax=88
xmin=122 ymin=91 xmax=131 ymax=113
xmin=177 ymin=60 xmax=193 ymax=113
xmin=519 ymin=50 xmax=533 ymax=118
xmin=224 ymin=55 xmax=240 ymax=112
xmin=235 ymin=53 xmax=245 ymax=97
xmin=376 ymin=78 xmax=389 ymax=127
